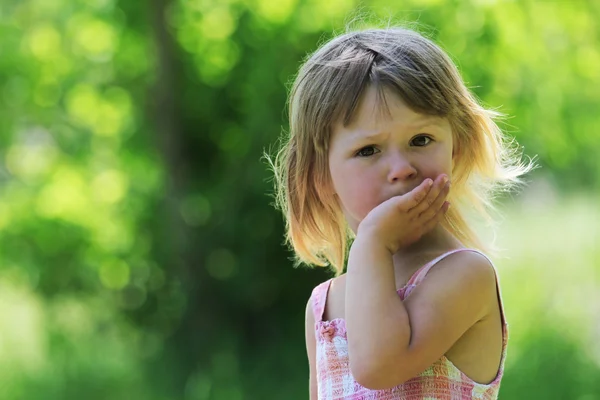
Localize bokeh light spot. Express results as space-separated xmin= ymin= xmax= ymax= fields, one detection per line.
xmin=256 ymin=0 xmax=298 ymax=24
xmin=91 ymin=169 xmax=128 ymax=204
xmin=72 ymin=16 xmax=118 ymax=60
xmin=27 ymin=24 xmax=61 ymax=60
xmin=65 ymin=84 xmax=130 ymax=136
xmin=99 ymin=260 xmax=130 ymax=290
xmin=195 ymin=40 xmax=240 ymax=85
xmin=5 ymin=129 xmax=58 ymax=181
xmin=201 ymin=7 xmax=236 ymax=40
xmin=65 ymin=84 xmax=101 ymax=129
xmin=93 ymin=220 xmax=133 ymax=253
xmin=35 ymin=167 xmax=90 ymax=224
xmin=96 ymin=87 xmax=132 ymax=136
xmin=96 ymin=102 xmax=124 ymax=136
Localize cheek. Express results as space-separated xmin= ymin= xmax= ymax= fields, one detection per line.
xmin=419 ymin=148 xmax=453 ymax=179
xmin=332 ymin=166 xmax=380 ymax=218
xmin=421 ymin=164 xmax=449 ymax=179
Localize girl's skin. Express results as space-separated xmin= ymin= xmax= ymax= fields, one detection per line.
xmin=305 ymin=86 xmax=504 ymax=393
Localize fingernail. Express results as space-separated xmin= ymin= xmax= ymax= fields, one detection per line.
xmin=426 ymin=179 xmax=433 ymax=187
xmin=442 ymin=176 xmax=448 ymax=184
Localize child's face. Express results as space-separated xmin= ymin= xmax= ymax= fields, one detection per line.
xmin=328 ymin=86 xmax=455 ymax=233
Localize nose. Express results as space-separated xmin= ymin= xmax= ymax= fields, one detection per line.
xmin=387 ymin=151 xmax=417 ymax=183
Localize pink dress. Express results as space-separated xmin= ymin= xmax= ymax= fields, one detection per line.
xmin=311 ymin=248 xmax=508 ymax=399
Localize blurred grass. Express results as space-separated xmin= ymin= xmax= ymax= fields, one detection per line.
xmin=496 ymin=182 xmax=600 ymax=398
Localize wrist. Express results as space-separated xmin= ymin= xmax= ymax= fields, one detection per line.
xmin=347 ymin=233 xmax=395 ymax=273
xmin=352 ymin=232 xmax=394 ymax=256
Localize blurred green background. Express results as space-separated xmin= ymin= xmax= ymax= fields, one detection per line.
xmin=1 ymin=0 xmax=599 ymax=398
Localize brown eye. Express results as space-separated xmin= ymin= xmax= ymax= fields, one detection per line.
xmin=411 ymin=135 xmax=432 ymax=147
xmin=356 ymin=146 xmax=378 ymax=157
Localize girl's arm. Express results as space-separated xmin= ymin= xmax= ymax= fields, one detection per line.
xmin=305 ymin=296 xmax=318 ymax=399
xmin=345 ymin=236 xmax=408 ymax=386
xmin=345 ymin=238 xmax=496 ymax=390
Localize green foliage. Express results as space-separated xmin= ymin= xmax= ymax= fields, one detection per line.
xmin=0 ymin=0 xmax=598 ymax=398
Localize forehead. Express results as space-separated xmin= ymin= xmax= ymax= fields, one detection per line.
xmin=331 ymin=85 xmax=448 ymax=143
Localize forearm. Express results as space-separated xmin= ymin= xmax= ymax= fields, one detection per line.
xmin=345 ymin=235 xmax=411 ymax=381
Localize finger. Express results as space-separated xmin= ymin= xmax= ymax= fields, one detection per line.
xmin=411 ymin=175 xmax=448 ymax=215
xmin=401 ymin=178 xmax=433 ymax=210
xmin=419 ymin=179 xmax=450 ymax=221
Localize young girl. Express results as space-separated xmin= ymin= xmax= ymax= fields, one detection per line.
xmin=268 ymin=26 xmax=534 ymax=399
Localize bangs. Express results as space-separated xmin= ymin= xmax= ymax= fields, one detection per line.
xmin=316 ymin=31 xmax=456 ymax=129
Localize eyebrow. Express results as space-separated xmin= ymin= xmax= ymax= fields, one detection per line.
xmin=347 ymin=119 xmax=443 ymax=144
xmin=354 ymin=130 xmax=389 ymax=142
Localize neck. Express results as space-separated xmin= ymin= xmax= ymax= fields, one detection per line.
xmin=392 ymin=224 xmax=463 ymax=272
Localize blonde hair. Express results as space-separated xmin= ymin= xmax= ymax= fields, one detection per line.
xmin=265 ymin=27 xmax=535 ymax=277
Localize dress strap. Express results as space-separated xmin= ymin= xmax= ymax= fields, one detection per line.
xmin=407 ymin=248 xmax=481 ymax=286
xmin=405 ymin=248 xmax=508 ymax=328
xmin=311 ymin=278 xmax=333 ymax=322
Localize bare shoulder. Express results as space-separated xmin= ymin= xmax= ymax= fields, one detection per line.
xmin=407 ymin=249 xmax=499 ymax=321
xmin=437 ymin=249 xmax=497 ymax=290
xmin=437 ymin=249 xmax=497 ymax=277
